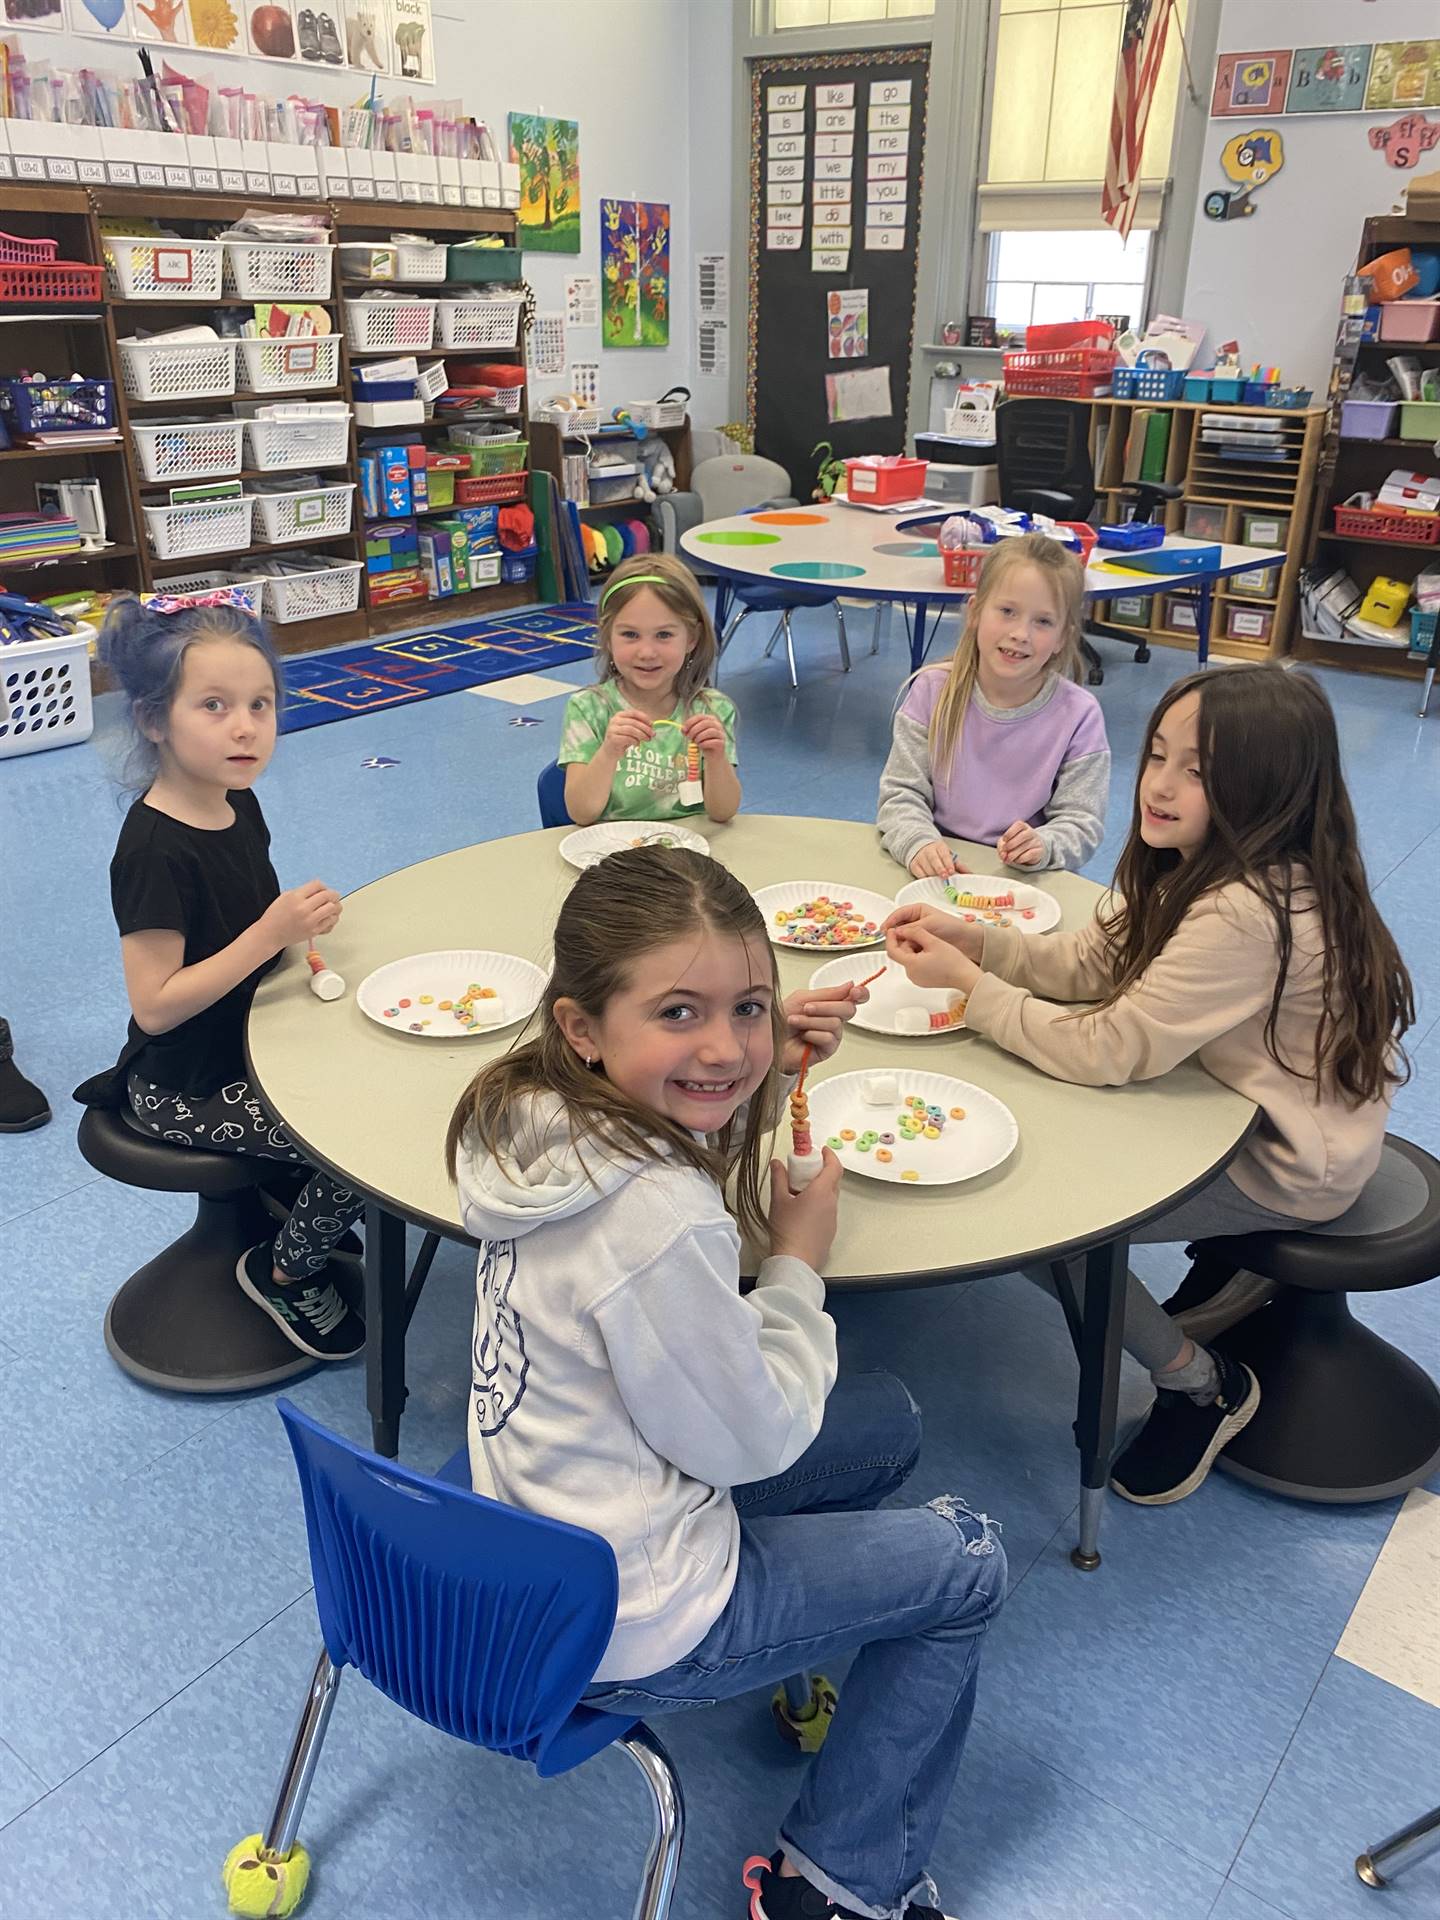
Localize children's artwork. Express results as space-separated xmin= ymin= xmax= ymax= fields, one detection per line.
xmin=509 ymin=114 xmax=581 ymax=255
xmin=386 ymin=0 xmax=433 ymax=84
xmin=74 ymin=0 xmax=138 ymax=37
xmin=1203 ymin=128 xmax=1285 ymax=222
xmin=184 ymin=0 xmax=244 ymax=52
xmin=342 ymin=0 xmax=388 ymax=72
xmin=825 ymin=364 xmax=891 ymax=424
xmin=1210 ymin=50 xmax=1293 ymax=118
xmin=1369 ymin=113 xmax=1440 ymax=169
xmin=1 ymin=0 xmax=64 ymax=23
xmin=245 ymin=1 xmax=299 ymax=58
xmin=1366 ymin=41 xmax=1440 ymax=112
xmin=828 ymin=287 xmax=869 ymax=360
xmin=1286 ymin=44 xmax=1371 ymax=114
xmin=601 ymin=199 xmax=670 ymax=348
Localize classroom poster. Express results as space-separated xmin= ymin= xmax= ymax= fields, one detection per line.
xmin=1 ymin=0 xmax=64 ymax=25
xmin=828 ymin=287 xmax=869 ymax=359
xmin=1210 ymin=51 xmax=1293 ymax=118
xmin=509 ymin=113 xmax=581 ymax=254
xmin=601 ymin=198 xmax=670 ymax=348
xmin=825 ymin=364 xmax=891 ymax=423
xmin=385 ymin=0 xmax=433 ymax=84
xmin=1285 ymin=45 xmax=1370 ymax=114
xmin=244 ymin=2 xmax=300 ymax=60
xmin=341 ymin=0 xmax=389 ymax=72
xmin=72 ymin=0 xmax=141 ymax=42
xmin=1366 ymin=40 xmax=1440 ymax=112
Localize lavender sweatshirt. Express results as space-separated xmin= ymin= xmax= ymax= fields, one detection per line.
xmin=877 ymin=669 xmax=1110 ymax=873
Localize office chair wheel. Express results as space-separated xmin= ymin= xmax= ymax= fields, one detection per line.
xmin=222 ymin=1834 xmax=311 ymax=1917
xmin=1087 ymin=665 xmax=1103 ymax=686
xmin=1135 ymin=643 xmax=1151 ymax=664
xmin=771 ymin=1674 xmax=838 ymax=1752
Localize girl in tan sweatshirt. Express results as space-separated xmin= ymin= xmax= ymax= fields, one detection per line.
xmin=885 ymin=665 xmax=1414 ymax=1507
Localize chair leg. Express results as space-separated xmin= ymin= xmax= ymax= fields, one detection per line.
xmin=762 ymin=615 xmax=786 ymax=659
xmin=718 ymin=607 xmax=751 ymax=658
xmin=1358 ymin=1805 xmax=1440 ymax=1887
xmin=1081 ymin=637 xmax=1104 ymax=686
xmin=260 ymin=1649 xmax=343 ymax=1862
xmin=619 ymin=1723 xmax=685 ymax=1920
xmin=835 ymin=601 xmax=852 ymax=672
xmin=1421 ymin=662 xmax=1435 ymax=719
xmin=783 ymin=611 xmax=799 ymax=689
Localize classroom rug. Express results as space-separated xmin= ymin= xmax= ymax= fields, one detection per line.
xmin=280 ymin=604 xmax=598 ymax=734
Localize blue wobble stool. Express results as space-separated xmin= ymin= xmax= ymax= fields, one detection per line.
xmin=537 ymin=758 xmax=572 ymax=829
xmin=224 ymin=1401 xmax=684 ymax=1918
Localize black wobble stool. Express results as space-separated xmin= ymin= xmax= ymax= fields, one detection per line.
xmin=1199 ymin=1136 xmax=1440 ymax=1503
xmin=77 ymin=1106 xmax=317 ymax=1394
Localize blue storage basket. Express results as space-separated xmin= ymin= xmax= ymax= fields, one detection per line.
xmin=1112 ymin=367 xmax=1139 ymax=399
xmin=1097 ymin=523 xmax=1166 ymax=552
xmin=501 ymin=545 xmax=537 ymax=584
xmin=0 ymin=377 xmax=115 ymax=434
xmin=1133 ymin=368 xmax=1185 ymax=400
xmin=1411 ymin=607 xmax=1438 ymax=661
xmin=1209 ymin=377 xmax=1245 ymax=403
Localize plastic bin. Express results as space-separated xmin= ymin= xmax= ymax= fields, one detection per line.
xmin=240 ymin=556 xmax=364 ymax=623
xmin=1230 ymin=563 xmax=1281 ymax=599
xmin=446 ymin=245 xmax=521 ymax=283
xmin=339 ymin=240 xmax=447 ymax=283
xmin=0 ymin=261 xmax=104 ymax=304
xmin=450 ymin=438 xmax=528 ymax=477
xmin=142 ymin=495 xmax=252 ymax=560
xmin=941 ymin=547 xmax=986 ymax=588
xmin=0 ymin=622 xmax=95 ymax=758
xmin=117 ymin=336 xmax=237 ymax=404
xmin=248 ymin=481 xmax=355 ymax=544
xmin=1333 ymin=504 xmax=1440 ymax=545
xmin=243 ymin=411 xmax=352 ymax=472
xmin=1340 ymin=400 xmax=1399 ymax=440
xmin=1399 ymin=401 xmax=1440 ymax=442
xmin=501 ymin=544 xmax=538 ymax=584
xmin=345 ymin=299 xmax=437 ymax=353
xmin=1111 ymin=368 xmax=1138 ymax=399
xmin=1378 ymin=300 xmax=1440 ymax=344
xmin=1184 ymin=502 xmax=1227 ymax=542
xmin=456 ymin=471 xmax=528 ymax=506
xmin=843 ymin=456 xmax=928 ymax=504
xmin=1209 ymin=377 xmax=1245 ymax=403
xmin=1182 ymin=375 xmax=1212 ymax=402
xmin=625 ymin=398 xmax=688 ymax=431
xmin=1132 ymin=367 xmax=1185 ymax=401
xmin=1226 ymin=604 xmax=1274 ymax=643
xmin=103 ymin=234 xmax=224 ymax=301
xmin=533 ymin=404 xmax=601 ymax=435
xmin=235 ymin=334 xmax=341 ymax=395
xmin=0 ymin=377 xmax=116 ymax=434
xmin=131 ymin=417 xmax=245 ymax=484
xmin=1103 ymin=593 xmax=1151 ymax=628
xmin=435 ymin=296 xmax=522 ymax=350
xmin=222 ymin=241 xmax=334 ymax=301
xmin=1243 ymin=512 xmax=1288 ymax=548
xmin=1162 ymin=595 xmax=1198 ymax=634
xmin=146 ymin=567 xmax=265 ymax=616
xmin=1411 ymin=607 xmax=1439 ymax=661
xmin=0 ymin=232 xmax=56 ymax=265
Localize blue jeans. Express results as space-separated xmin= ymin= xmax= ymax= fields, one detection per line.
xmin=582 ymin=1371 xmax=1006 ymax=1919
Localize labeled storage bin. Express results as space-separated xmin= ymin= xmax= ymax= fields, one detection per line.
xmin=241 ymin=556 xmax=364 ymax=624
xmin=844 ymin=455 xmax=928 ymax=504
xmin=143 ymin=495 xmax=252 ymax=560
xmin=1183 ymin=502 xmax=1227 ymax=542
xmin=131 ymin=417 xmax=245 ymax=484
xmin=146 ymin=567 xmax=265 ymax=616
xmin=118 ymin=335 xmax=238 ymax=404
xmin=1243 ymin=511 xmax=1289 ymax=548
xmin=1162 ymin=595 xmax=1198 ymax=634
xmin=1226 ymin=604 xmax=1274 ymax=643
xmin=339 ymin=240 xmax=447 ymax=283
xmin=236 ymin=334 xmax=341 ymax=394
xmin=1378 ymin=299 xmax=1440 ymax=344
xmin=0 ymin=261 xmax=104 ymax=304
xmin=1104 ymin=593 xmax=1151 ymax=628
xmin=344 ymin=298 xmax=437 ymax=353
xmin=446 ymin=244 xmax=521 ymax=283
xmin=103 ymin=234 xmax=224 ymax=301
xmin=435 ymin=295 xmax=522 ymax=350
xmin=1399 ymin=401 xmax=1440 ymax=443
xmin=1230 ymin=563 xmax=1281 ymax=599
xmin=1333 ymin=503 xmax=1440 ymax=545
xmin=1339 ymin=399 xmax=1398 ymax=439
xmin=248 ymin=481 xmax=355 ymax=544
xmin=243 ymin=410 xmax=352 ymax=472
xmin=222 ymin=241 xmax=334 ymax=301
xmin=0 ymin=623 xmax=95 ymax=759
xmin=0 ymin=377 xmax=116 ymax=435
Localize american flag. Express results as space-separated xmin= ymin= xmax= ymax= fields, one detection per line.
xmin=1102 ymin=0 xmax=1174 ymax=241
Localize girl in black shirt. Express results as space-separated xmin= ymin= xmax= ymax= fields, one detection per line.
xmin=84 ymin=595 xmax=364 ymax=1362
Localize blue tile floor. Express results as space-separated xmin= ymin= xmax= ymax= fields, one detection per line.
xmin=0 ymin=606 xmax=1437 ymax=1918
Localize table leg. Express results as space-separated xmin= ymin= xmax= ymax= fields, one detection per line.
xmin=714 ymin=579 xmax=732 ymax=642
xmin=909 ymin=596 xmax=930 ymax=672
xmin=364 ymin=1203 xmax=408 ymax=1460
xmin=1071 ymin=1234 xmax=1128 ymax=1571
xmin=1196 ymin=575 xmax=1214 ymax=671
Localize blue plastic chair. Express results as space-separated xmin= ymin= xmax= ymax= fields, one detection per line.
xmin=537 ymin=759 xmax=572 ymax=829
xmin=717 ymin=507 xmax=852 ymax=689
xmin=234 ymin=1401 xmax=684 ymax=1917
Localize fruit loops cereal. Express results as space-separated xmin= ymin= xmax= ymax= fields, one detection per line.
xmin=944 ymin=883 xmax=1035 ymax=927
xmin=383 ymin=984 xmax=504 ymax=1032
xmin=773 ymin=896 xmax=877 ymax=947
xmin=826 ymin=1088 xmax=967 ymax=1182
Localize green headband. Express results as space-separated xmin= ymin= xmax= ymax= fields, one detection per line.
xmin=600 ymin=573 xmax=671 ymax=610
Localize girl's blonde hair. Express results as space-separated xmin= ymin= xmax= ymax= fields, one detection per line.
xmin=595 ymin=552 xmax=718 ymax=710
xmin=925 ymin=533 xmax=1085 ymax=773
xmin=445 ymin=846 xmax=783 ymax=1245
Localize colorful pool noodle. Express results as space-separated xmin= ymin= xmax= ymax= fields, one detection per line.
xmin=305 ymin=948 xmax=345 ymax=1002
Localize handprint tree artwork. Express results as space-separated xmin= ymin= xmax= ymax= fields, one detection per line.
xmin=508 ymin=112 xmax=581 ymax=255
xmin=601 ymin=198 xmax=670 ymax=348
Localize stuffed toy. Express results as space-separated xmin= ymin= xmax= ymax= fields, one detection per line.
xmin=635 ymin=433 xmax=675 ymax=501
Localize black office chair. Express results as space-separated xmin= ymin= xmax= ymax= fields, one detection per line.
xmin=994 ymin=398 xmax=1182 ymax=685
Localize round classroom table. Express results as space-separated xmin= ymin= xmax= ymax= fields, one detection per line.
xmin=247 ymin=817 xmax=1255 ymax=1565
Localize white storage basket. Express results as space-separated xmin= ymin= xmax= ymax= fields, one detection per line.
xmin=0 ymin=623 xmax=95 ymax=759
xmin=145 ymin=568 xmax=266 ymax=616
xmin=243 ymin=557 xmax=364 ymax=624
xmin=103 ymin=234 xmax=224 ymax=302
xmin=118 ymin=336 xmax=238 ymax=405
xmin=534 ymin=404 xmax=601 ymax=435
xmin=344 ymin=299 xmax=437 ymax=353
xmin=143 ymin=496 xmax=253 ymax=561
xmin=338 ymin=240 xmax=447 ymax=284
xmin=625 ymin=400 xmax=687 ymax=430
xmin=486 ymin=386 xmax=524 ymax=414
xmin=222 ymin=240 xmax=335 ymax=300
xmin=248 ymin=481 xmax=355 ymax=544
xmin=243 ymin=411 xmax=352 ymax=472
xmin=435 ymin=296 xmax=523 ymax=350
xmin=131 ymin=417 xmax=245 ymax=484
xmin=235 ymin=334 xmax=342 ymax=395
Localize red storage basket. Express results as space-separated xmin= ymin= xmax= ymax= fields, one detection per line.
xmin=843 ymin=455 xmax=928 ymax=505
xmin=1003 ymin=346 xmax=1117 ymax=398
xmin=0 ymin=232 xmax=57 ymax=266
xmin=1333 ymin=504 xmax=1440 ymax=546
xmin=456 ymin=470 xmax=529 ymax=506
xmin=0 ymin=260 xmax=104 ymax=304
xmin=942 ymin=546 xmax=987 ymax=588
xmin=1023 ymin=321 xmax=1115 ymax=351
xmin=1057 ymin=521 xmax=1097 ymax=565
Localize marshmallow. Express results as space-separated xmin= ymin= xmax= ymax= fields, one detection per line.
xmin=470 ymin=997 xmax=507 ymax=1027
xmin=894 ymin=1007 xmax=931 ymax=1035
xmin=862 ymin=1072 xmax=899 ymax=1106
xmin=787 ymin=1149 xmax=824 ymax=1193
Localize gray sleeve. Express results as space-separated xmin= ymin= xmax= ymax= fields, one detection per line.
xmin=877 ymin=710 xmax=941 ymax=873
xmin=1027 ymin=747 xmax=1110 ymax=872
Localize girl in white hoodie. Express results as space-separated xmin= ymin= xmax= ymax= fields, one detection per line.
xmin=446 ymin=847 xmax=1006 ymax=1920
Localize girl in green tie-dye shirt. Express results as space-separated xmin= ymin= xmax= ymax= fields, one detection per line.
xmin=560 ymin=554 xmax=741 ymax=826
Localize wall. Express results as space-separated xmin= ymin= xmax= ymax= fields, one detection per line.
xmin=1180 ymin=0 xmax=1440 ymax=393
xmin=25 ymin=0 xmax=732 ymax=423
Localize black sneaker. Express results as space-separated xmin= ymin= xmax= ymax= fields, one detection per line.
xmin=1110 ymin=1348 xmax=1259 ymax=1505
xmin=236 ymin=1244 xmax=365 ymax=1361
xmin=742 ymin=1854 xmax=955 ymax=1920
xmin=0 ymin=1020 xmax=50 ymax=1132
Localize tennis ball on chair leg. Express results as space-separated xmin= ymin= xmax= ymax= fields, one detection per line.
xmin=222 ymin=1834 xmax=311 ymax=1917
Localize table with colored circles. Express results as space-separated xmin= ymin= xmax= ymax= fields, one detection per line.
xmin=247 ymin=817 xmax=1254 ymax=1568
xmin=680 ymin=502 xmax=1286 ymax=672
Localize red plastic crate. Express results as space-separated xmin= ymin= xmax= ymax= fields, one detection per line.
xmin=1057 ymin=521 xmax=1097 ymax=565
xmin=1003 ymin=345 xmax=1117 ymax=399
xmin=1023 ymin=321 xmax=1115 ymax=351
xmin=942 ymin=547 xmax=986 ymax=588
xmin=456 ymin=470 xmax=528 ymax=506
xmin=1333 ymin=504 xmax=1440 ymax=546
xmin=0 ymin=261 xmax=104 ymax=304
xmin=0 ymin=232 xmax=57 ymax=266
xmin=843 ymin=455 xmax=928 ymax=505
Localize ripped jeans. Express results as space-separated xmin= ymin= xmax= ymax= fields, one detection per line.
xmin=581 ymin=1370 xmax=1007 ymax=1920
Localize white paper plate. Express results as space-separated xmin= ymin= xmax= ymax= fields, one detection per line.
xmin=752 ymin=879 xmax=896 ymax=951
xmin=804 ymin=1069 xmax=1017 ymax=1188
xmin=559 ymin=821 xmax=711 ymax=871
xmin=808 ymin=953 xmax=967 ymax=1038
xmin=357 ymin=949 xmax=547 ymax=1040
xmin=895 ymin=873 xmax=1062 ymax=935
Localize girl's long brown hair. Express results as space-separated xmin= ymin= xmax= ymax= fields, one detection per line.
xmin=1096 ymin=667 xmax=1413 ymax=1104
xmin=926 ymin=533 xmax=1085 ymax=773
xmin=445 ymin=847 xmax=783 ymax=1243
xmin=595 ymin=552 xmax=719 ymax=711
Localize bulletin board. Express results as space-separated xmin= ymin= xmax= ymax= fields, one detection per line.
xmin=746 ymin=47 xmax=930 ymax=502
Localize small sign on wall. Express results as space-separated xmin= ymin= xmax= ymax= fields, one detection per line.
xmin=1369 ymin=113 xmax=1440 ymax=168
